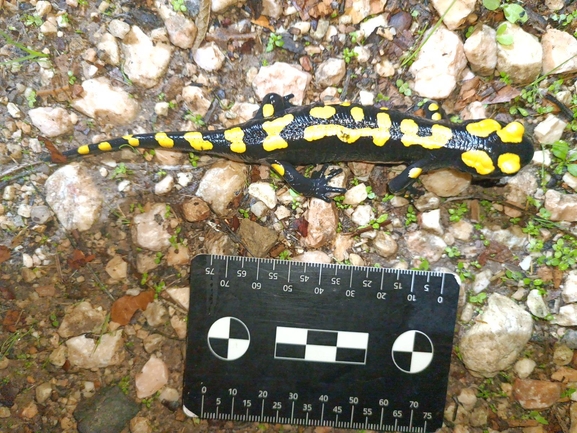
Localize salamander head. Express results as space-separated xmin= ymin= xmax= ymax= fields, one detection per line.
xmin=459 ymin=120 xmax=534 ymax=179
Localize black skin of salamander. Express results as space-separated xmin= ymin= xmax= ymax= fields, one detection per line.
xmin=56 ymin=93 xmax=535 ymax=202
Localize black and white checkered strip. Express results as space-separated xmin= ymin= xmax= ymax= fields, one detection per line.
xmin=274 ymin=326 xmax=368 ymax=364
xmin=207 ymin=317 xmax=251 ymax=361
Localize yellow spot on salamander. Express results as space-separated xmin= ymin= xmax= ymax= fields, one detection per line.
xmin=350 ymin=107 xmax=365 ymax=122
xmin=78 ymin=145 xmax=90 ymax=155
xmin=374 ymin=112 xmax=391 ymax=147
xmin=466 ymin=119 xmax=502 ymax=138
xmin=224 ymin=127 xmax=246 ymax=153
xmin=183 ymin=132 xmax=213 ymax=151
xmin=310 ymin=105 xmax=336 ymax=119
xmin=400 ymin=119 xmax=452 ymax=149
xmin=408 ymin=167 xmax=423 ymax=179
xmin=461 ymin=150 xmax=495 ymax=175
xmin=271 ymin=163 xmax=285 ymax=176
xmin=496 ymin=121 xmax=524 ymax=143
xmin=429 ymin=103 xmax=439 ymax=111
xmin=341 ymin=102 xmax=351 ymax=107
xmin=123 ymin=135 xmax=140 ymax=146
xmin=431 ymin=112 xmax=442 ymax=121
xmin=262 ymin=114 xmax=294 ymax=151
xmin=98 ymin=142 xmax=112 ymax=152
xmin=498 ymin=153 xmax=521 ymax=174
xmin=262 ymin=103 xmax=275 ymax=118
xmin=155 ymin=132 xmax=174 ymax=148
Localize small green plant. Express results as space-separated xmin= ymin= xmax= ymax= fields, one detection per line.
xmin=483 ymin=0 xmax=528 ymax=24
xmin=343 ymin=47 xmax=357 ymax=64
xmin=111 ymin=163 xmax=133 ymax=179
xmin=405 ymin=205 xmax=417 ymax=226
xmin=118 ymin=376 xmax=130 ymax=394
xmin=367 ymin=213 xmax=389 ymax=229
xmin=171 ymin=0 xmax=187 ymax=12
xmin=266 ymin=33 xmax=284 ymax=52
xmin=184 ymin=111 xmax=205 ymax=127
xmin=239 ymin=208 xmax=250 ymax=218
xmin=278 ymin=250 xmax=291 ymax=260
xmin=333 ymin=195 xmax=351 ymax=210
xmin=188 ymin=152 xmax=199 ymax=167
xmin=448 ymin=203 xmax=468 ymax=222
xmin=469 ymin=292 xmax=487 ymax=304
xmin=375 ymin=93 xmax=390 ymax=103
xmin=365 ymin=186 xmax=376 ymax=200
xmin=495 ymin=23 xmax=513 ymax=46
xmin=521 ymin=411 xmax=548 ymax=425
xmin=26 ymin=90 xmax=37 ymax=108
xmin=67 ymin=71 xmax=77 ymax=85
xmin=551 ymin=140 xmax=577 ymax=176
xmin=153 ymin=281 xmax=165 ymax=299
xmin=78 ymin=0 xmax=88 ymax=5
xmin=396 ymin=79 xmax=412 ymax=96
xmin=414 ymin=259 xmax=430 ymax=271
xmin=0 ymin=30 xmax=50 ymax=65
xmin=445 ymin=246 xmax=461 ymax=258
xmin=49 ymin=312 xmax=60 ymax=327
xmin=154 ymin=252 xmax=164 ymax=265
xmin=23 ymin=14 xmax=43 ymax=27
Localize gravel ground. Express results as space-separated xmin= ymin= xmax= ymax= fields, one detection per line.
xmin=2 ymin=0 xmax=577 ymax=432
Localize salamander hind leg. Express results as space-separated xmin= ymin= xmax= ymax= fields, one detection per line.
xmin=387 ymin=159 xmax=434 ymax=194
xmin=421 ymin=100 xmax=447 ymax=121
xmin=254 ymin=93 xmax=296 ymax=119
xmin=269 ymin=160 xmax=345 ymax=202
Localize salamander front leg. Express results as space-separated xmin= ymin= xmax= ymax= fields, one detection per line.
xmin=387 ymin=159 xmax=434 ymax=194
xmin=269 ymin=161 xmax=345 ymax=202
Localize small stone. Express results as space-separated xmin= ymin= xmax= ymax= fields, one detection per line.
xmin=20 ymin=401 xmax=38 ymax=419
xmin=74 ymin=386 xmax=139 ymax=433
xmin=237 ymin=219 xmax=278 ymax=257
xmin=541 ymin=29 xmax=577 ymax=74
xmin=170 ymin=315 xmax=187 ymax=339
xmin=181 ymin=197 xmax=211 ymax=222
xmin=252 ymin=62 xmax=312 ymax=105
xmin=122 ymin=26 xmax=172 ymax=88
xmin=315 ymin=58 xmax=346 ymax=87
xmin=555 ymin=304 xmax=577 ymax=326
xmin=561 ymin=329 xmax=577 ymax=349
xmin=165 ymin=287 xmax=189 ymax=310
xmin=135 ymin=356 xmax=169 ymax=398
xmin=526 ymin=289 xmax=550 ymax=319
xmin=406 ymin=231 xmax=447 ymax=263
xmin=460 ymin=293 xmax=533 ymax=377
xmin=514 ymin=358 xmax=536 ymax=379
xmin=35 ymin=382 xmax=52 ymax=404
xmin=7 ymin=102 xmax=21 ymax=118
xmin=154 ymin=174 xmax=174 ymax=195
xmin=157 ymin=2 xmax=197 ymax=49
xmin=97 ymin=32 xmax=120 ymax=65
xmin=29 ymin=107 xmax=75 ymax=137
xmin=420 ymin=169 xmax=471 ymax=197
xmin=544 ymin=189 xmax=577 ymax=222
xmin=372 ymin=232 xmax=398 ymax=258
xmin=409 ymin=26 xmax=467 ymax=99
xmin=562 ymin=270 xmax=577 ymax=303
xmin=196 ymin=160 xmax=248 ymax=216
xmin=193 ymin=42 xmax=225 ymax=71
xmin=302 ymin=198 xmax=338 ymax=248
xmin=66 ymin=332 xmax=125 ymax=368
xmin=132 ymin=203 xmax=173 ymax=251
xmin=534 ymin=114 xmax=568 ymax=144
xmin=496 ymin=23 xmax=543 ymax=84
xmin=471 ymin=269 xmax=492 ymax=294
xmin=105 ymin=255 xmax=128 ymax=280
xmin=248 ymin=182 xmax=277 ymax=209
xmin=71 ymin=77 xmax=139 ymax=125
xmin=130 ymin=416 xmax=153 ymax=433
xmin=350 ymin=204 xmax=374 ymax=227
xmin=431 ymin=0 xmax=476 ymax=30
xmin=142 ymin=300 xmax=168 ymax=327
xmin=30 ymin=205 xmax=52 ymax=224
xmin=464 ymin=25 xmax=497 ymax=75
xmin=551 ymin=366 xmax=577 ymax=382
xmin=513 ymin=378 xmax=561 ymax=409
xmin=292 ymin=251 xmax=332 ymax=263
xmin=58 ymin=301 xmax=106 ymax=338
xmin=553 ymin=344 xmax=574 ymax=366
xmin=36 ymin=0 xmax=52 ymax=16
xmin=108 ymin=19 xmax=131 ymax=39
xmin=343 ymin=183 xmax=368 ymax=205
xmin=457 ymin=387 xmax=477 ymax=411
xmin=181 ymin=86 xmax=211 ymax=116
xmin=420 ymin=209 xmax=443 ymax=235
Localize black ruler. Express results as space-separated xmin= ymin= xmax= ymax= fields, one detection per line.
xmin=183 ymin=255 xmax=459 ymax=432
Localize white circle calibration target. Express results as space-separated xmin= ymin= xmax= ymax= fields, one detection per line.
xmin=207 ymin=317 xmax=251 ymax=361
xmin=391 ymin=330 xmax=434 ymax=374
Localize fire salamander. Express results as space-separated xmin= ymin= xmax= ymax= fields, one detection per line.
xmin=57 ymin=93 xmax=535 ymax=201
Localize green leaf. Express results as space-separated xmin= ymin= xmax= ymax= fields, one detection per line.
xmin=551 ymin=140 xmax=569 ymax=159
xmin=496 ymin=34 xmax=514 ymax=45
xmin=503 ymin=4 xmax=528 ymax=24
xmin=483 ymin=0 xmax=500 ymax=11
xmin=567 ymin=164 xmax=577 ymax=177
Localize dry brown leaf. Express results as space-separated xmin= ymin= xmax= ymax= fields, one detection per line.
xmin=111 ymin=290 xmax=155 ymax=325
